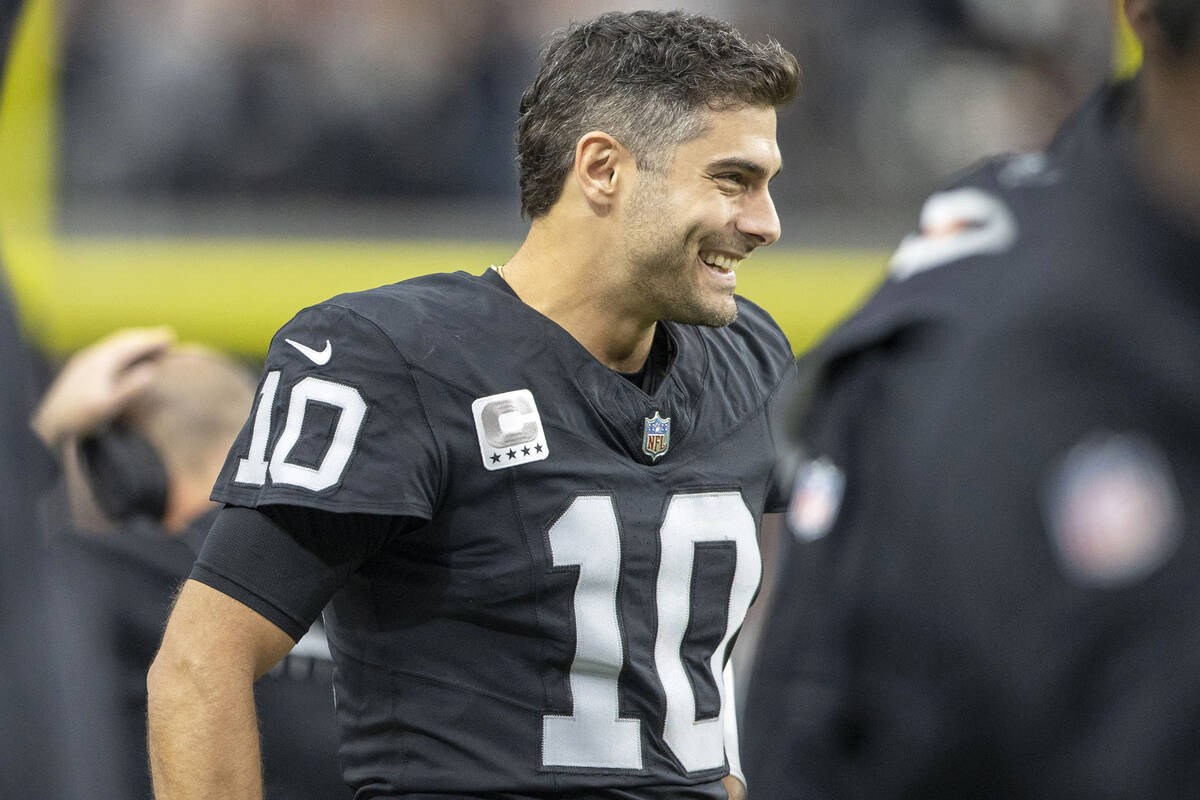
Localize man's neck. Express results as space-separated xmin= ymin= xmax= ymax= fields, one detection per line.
xmin=500 ymin=223 xmax=658 ymax=374
xmin=1132 ymin=63 xmax=1200 ymax=225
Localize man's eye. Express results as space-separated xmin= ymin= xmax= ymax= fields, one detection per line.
xmin=716 ymin=173 xmax=745 ymax=186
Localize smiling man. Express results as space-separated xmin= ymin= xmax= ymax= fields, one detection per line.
xmin=148 ymin=11 xmax=799 ymax=800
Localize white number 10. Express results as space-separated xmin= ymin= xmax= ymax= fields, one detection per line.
xmin=234 ymin=370 xmax=367 ymax=491
xmin=543 ymin=492 xmax=759 ymax=773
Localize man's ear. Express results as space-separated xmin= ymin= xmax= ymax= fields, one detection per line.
xmin=573 ymin=131 xmax=629 ymax=213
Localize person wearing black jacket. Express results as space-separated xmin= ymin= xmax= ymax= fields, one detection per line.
xmin=33 ymin=333 xmax=350 ymax=799
xmin=0 ymin=276 xmax=67 ymax=796
xmin=0 ymin=0 xmax=72 ymax=791
xmin=745 ymin=2 xmax=1200 ymax=797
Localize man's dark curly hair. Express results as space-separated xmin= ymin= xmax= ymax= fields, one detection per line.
xmin=516 ymin=10 xmax=800 ymax=219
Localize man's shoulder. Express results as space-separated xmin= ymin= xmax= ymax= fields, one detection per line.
xmin=883 ymin=150 xmax=1061 ymax=285
xmin=316 ymin=270 xmax=489 ymax=331
xmin=811 ymin=137 xmax=1103 ymax=369
xmin=882 ymin=84 xmax=1131 ymax=292
xmin=681 ymin=297 xmax=794 ymax=397
xmin=273 ymin=270 xmax=511 ymax=363
xmin=730 ymin=294 xmax=790 ymax=344
xmin=708 ymin=295 xmax=793 ymax=366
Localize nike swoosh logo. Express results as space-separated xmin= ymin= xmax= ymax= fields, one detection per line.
xmin=285 ymin=338 xmax=332 ymax=365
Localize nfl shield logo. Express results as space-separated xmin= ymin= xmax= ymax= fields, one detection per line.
xmin=642 ymin=412 xmax=671 ymax=460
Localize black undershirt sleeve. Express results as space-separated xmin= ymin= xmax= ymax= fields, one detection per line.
xmin=190 ymin=504 xmax=424 ymax=641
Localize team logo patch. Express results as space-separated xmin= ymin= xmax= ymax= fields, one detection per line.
xmin=1043 ymin=432 xmax=1183 ymax=588
xmin=472 ymin=389 xmax=549 ymax=471
xmin=642 ymin=412 xmax=671 ymax=460
xmin=787 ymin=456 xmax=845 ymax=542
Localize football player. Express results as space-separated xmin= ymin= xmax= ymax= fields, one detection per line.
xmin=744 ymin=1 xmax=1200 ymax=798
xmin=148 ymin=10 xmax=800 ymax=800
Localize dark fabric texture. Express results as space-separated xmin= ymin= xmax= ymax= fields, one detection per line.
xmin=745 ymin=80 xmax=1200 ymax=799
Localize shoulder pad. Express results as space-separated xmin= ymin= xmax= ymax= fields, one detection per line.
xmin=887 ymin=145 xmax=1071 ymax=281
xmin=888 ymin=186 xmax=1017 ymax=280
xmin=731 ymin=295 xmax=793 ymax=359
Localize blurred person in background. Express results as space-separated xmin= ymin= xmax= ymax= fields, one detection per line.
xmin=0 ymin=278 xmax=67 ymax=795
xmin=0 ymin=0 xmax=76 ymax=794
xmin=744 ymin=1 xmax=1200 ymax=797
xmin=148 ymin=10 xmax=799 ymax=800
xmin=32 ymin=329 xmax=347 ymax=799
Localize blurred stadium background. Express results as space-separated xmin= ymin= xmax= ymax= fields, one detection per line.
xmin=1 ymin=0 xmax=1135 ymax=361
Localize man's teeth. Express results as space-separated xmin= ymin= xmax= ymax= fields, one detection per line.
xmin=700 ymin=252 xmax=742 ymax=271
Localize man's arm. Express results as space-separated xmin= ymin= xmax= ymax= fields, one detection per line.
xmin=31 ymin=327 xmax=174 ymax=452
xmin=147 ymin=579 xmax=296 ymax=800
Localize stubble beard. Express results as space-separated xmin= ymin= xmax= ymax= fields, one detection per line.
xmin=623 ymin=181 xmax=738 ymax=329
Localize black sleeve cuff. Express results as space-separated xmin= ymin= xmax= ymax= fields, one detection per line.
xmin=190 ymin=505 xmax=344 ymax=641
xmin=188 ymin=566 xmax=307 ymax=642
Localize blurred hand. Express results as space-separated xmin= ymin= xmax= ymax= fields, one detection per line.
xmin=723 ymin=774 xmax=747 ymax=800
xmin=31 ymin=326 xmax=175 ymax=449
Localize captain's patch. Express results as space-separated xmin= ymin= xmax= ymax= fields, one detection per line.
xmin=472 ymin=389 xmax=549 ymax=471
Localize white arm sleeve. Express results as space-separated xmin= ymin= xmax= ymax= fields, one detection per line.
xmin=723 ymin=660 xmax=745 ymax=788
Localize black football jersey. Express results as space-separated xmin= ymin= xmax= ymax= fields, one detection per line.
xmin=198 ymin=269 xmax=794 ymax=798
xmin=746 ymin=81 xmax=1200 ymax=799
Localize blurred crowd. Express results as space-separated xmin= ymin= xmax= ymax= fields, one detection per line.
xmin=60 ymin=0 xmax=1114 ymax=235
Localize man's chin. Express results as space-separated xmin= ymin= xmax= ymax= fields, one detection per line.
xmin=667 ymin=299 xmax=738 ymax=328
xmin=705 ymin=306 xmax=739 ymax=328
